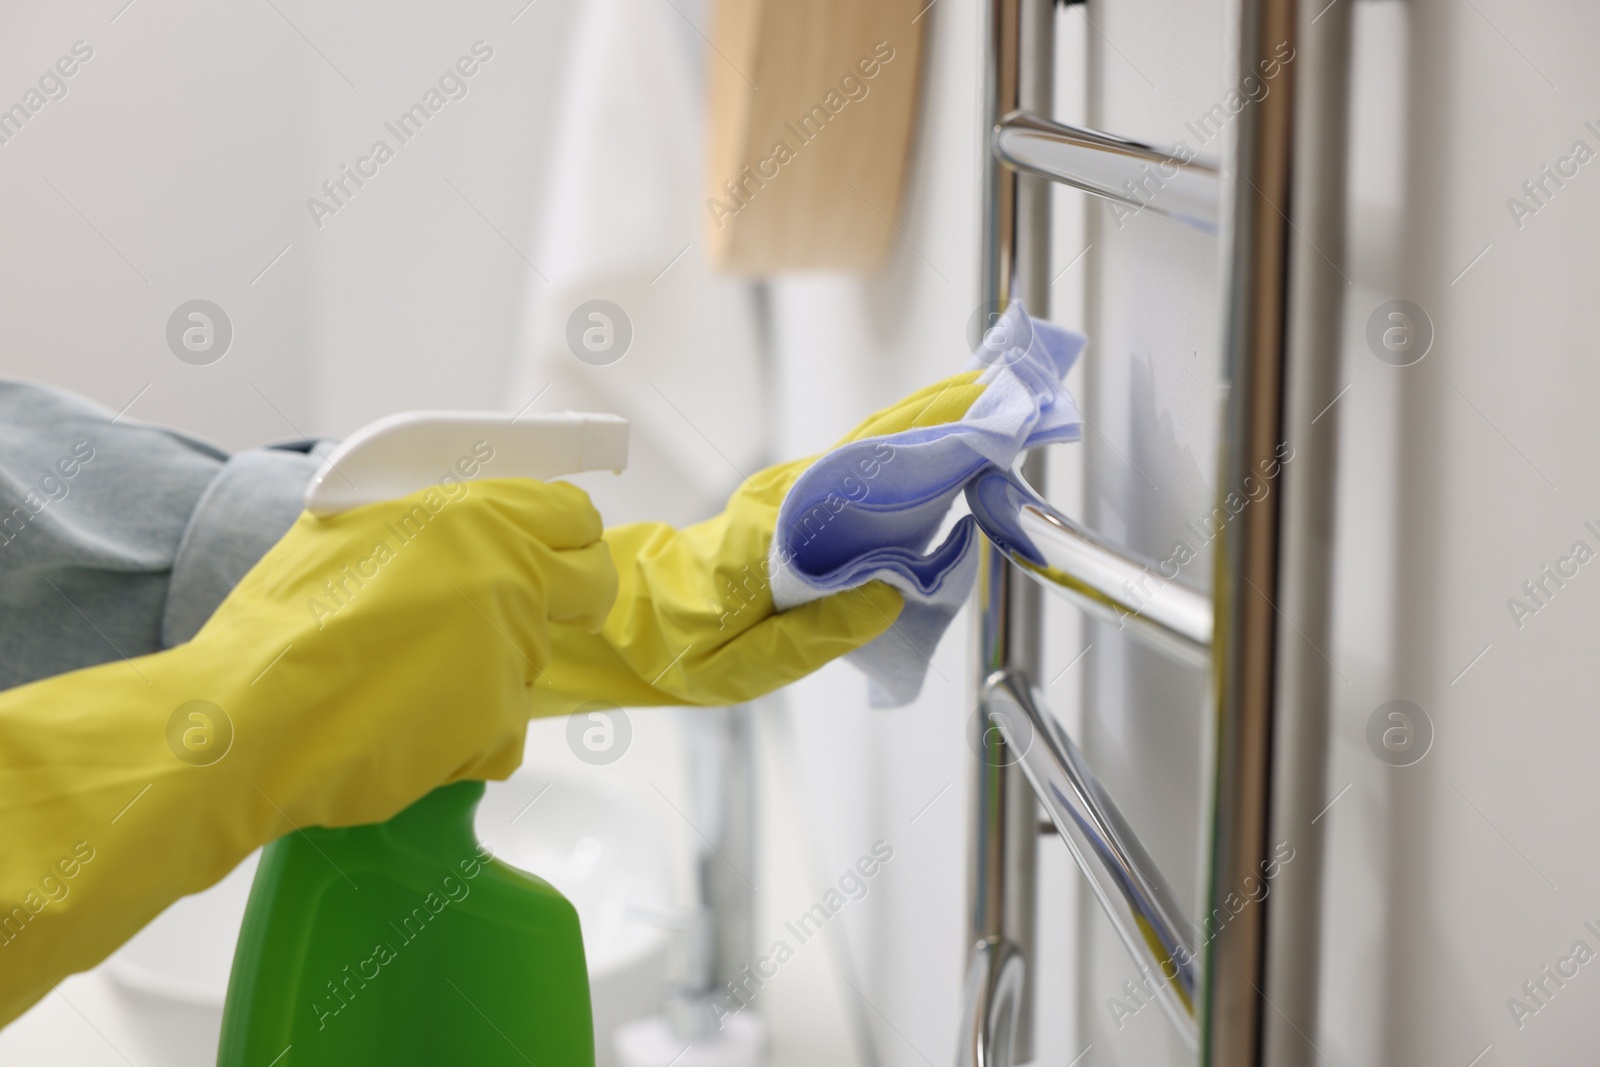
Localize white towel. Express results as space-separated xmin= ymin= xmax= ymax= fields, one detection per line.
xmin=769 ymin=304 xmax=1085 ymax=706
xmin=507 ymin=0 xmax=765 ymax=527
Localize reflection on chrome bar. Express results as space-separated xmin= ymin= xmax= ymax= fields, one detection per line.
xmin=964 ymin=466 xmax=1212 ymax=666
xmin=982 ymin=669 xmax=1199 ymax=1050
xmin=992 ymin=111 xmax=1221 ymax=234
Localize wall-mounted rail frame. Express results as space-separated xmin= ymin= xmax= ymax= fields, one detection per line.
xmin=962 ymin=0 xmax=1347 ymax=1064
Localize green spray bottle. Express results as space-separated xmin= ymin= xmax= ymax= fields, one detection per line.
xmin=216 ymin=411 xmax=630 ymax=1067
xmin=217 ymin=782 xmax=592 ymax=1064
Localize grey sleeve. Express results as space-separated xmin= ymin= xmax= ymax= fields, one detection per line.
xmin=0 ymin=381 xmax=321 ymax=690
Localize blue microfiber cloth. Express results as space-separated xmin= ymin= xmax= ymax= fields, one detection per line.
xmin=769 ymin=303 xmax=1085 ymax=706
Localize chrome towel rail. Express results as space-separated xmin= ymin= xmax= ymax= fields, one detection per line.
xmin=965 ymin=466 xmax=1212 ymax=665
xmin=963 ymin=0 xmax=1342 ymax=1064
xmin=957 ymin=938 xmax=1025 ymax=1067
xmin=992 ymin=111 xmax=1221 ymax=233
xmin=965 ymin=0 xmax=1052 ymax=1064
xmin=983 ymin=669 xmax=1199 ymax=1046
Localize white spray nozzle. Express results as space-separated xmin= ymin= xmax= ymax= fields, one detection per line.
xmin=304 ymin=411 xmax=630 ymax=517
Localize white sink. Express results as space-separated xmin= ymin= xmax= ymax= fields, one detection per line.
xmin=90 ymin=772 xmax=670 ymax=1067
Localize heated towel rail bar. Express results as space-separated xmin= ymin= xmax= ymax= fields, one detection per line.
xmin=984 ymin=668 xmax=1199 ymax=1043
xmin=962 ymin=0 xmax=1348 ymax=1064
xmin=991 ymin=111 xmax=1221 ymax=234
xmin=965 ymin=466 xmax=1211 ymax=665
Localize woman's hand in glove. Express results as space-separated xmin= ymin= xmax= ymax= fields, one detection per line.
xmin=0 ymin=478 xmax=616 ymax=1026
xmin=540 ymin=370 xmax=988 ymax=709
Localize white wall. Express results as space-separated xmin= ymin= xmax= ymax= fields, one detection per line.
xmin=1319 ymin=2 xmax=1600 ymax=1064
xmin=0 ymin=0 xmax=579 ymax=448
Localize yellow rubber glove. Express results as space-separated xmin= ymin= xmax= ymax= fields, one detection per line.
xmin=0 ymin=372 xmax=986 ymax=1026
xmin=541 ymin=370 xmax=987 ymax=709
xmin=0 ymin=478 xmax=615 ymax=1027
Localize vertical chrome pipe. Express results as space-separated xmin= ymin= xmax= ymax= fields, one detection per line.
xmin=965 ymin=0 xmax=1052 ymax=1064
xmin=713 ymin=706 xmax=757 ymax=989
xmin=667 ymin=705 xmax=756 ymax=1038
xmin=958 ymin=938 xmax=1026 ymax=1067
xmin=1260 ymin=1 xmax=1350 ymax=1064
xmin=1205 ymin=0 xmax=1300 ymax=1062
